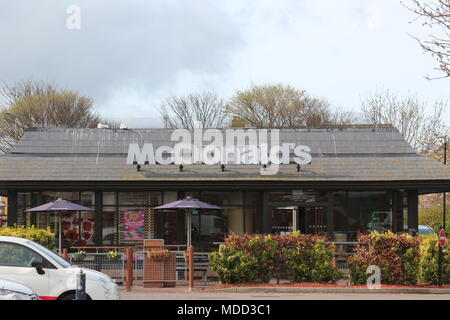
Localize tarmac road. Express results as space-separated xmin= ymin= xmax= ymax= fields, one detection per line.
xmin=119 ymin=287 xmax=450 ymax=300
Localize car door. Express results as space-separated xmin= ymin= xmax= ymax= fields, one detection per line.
xmin=0 ymin=241 xmax=49 ymax=297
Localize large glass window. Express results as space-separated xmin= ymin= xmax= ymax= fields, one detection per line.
xmin=102 ymin=207 xmax=116 ymax=245
xmin=269 ymin=190 xmax=328 ymax=203
xmin=153 ymin=191 xmax=261 ymax=251
xmin=103 ymin=192 xmax=117 ymax=206
xmin=244 ymin=207 xmax=258 ymax=234
xmin=191 ymin=209 xmax=228 ymax=252
xmin=268 ymin=191 xmax=292 ymax=203
xmin=271 ymin=208 xmax=294 ymax=234
xmin=333 ymin=192 xmax=348 ymax=233
xmin=163 ymin=192 xmax=177 ymax=204
xmin=333 ymin=191 xmax=394 ymax=239
xmin=60 ymin=210 xmax=95 ymax=246
xmin=119 ymin=207 xmax=146 ymax=241
xmin=401 ymin=191 xmax=408 ymax=231
xmin=17 ymin=192 xmax=32 ymax=226
xmin=17 ymin=192 xmax=32 ymax=207
xmin=103 ymin=192 xmax=163 ymax=245
xmin=155 ymin=210 xmax=180 ymax=245
xmin=348 ymin=192 xmax=392 ymax=234
xmin=200 ymin=192 xmax=243 ymax=206
xmin=0 ymin=197 xmax=6 ymax=226
xmin=22 ymin=191 xmax=96 ymax=246
xmin=119 ymin=192 xmax=148 ymax=206
xmin=38 ymin=191 xmax=80 ymax=204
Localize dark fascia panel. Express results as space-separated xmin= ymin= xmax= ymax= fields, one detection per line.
xmin=1 ymin=179 xmax=449 ymax=193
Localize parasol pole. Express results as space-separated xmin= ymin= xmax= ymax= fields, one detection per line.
xmin=186 ymin=209 xmax=192 ymax=248
xmin=58 ymin=212 xmax=62 ymax=255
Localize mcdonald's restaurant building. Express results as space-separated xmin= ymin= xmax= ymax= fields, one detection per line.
xmin=0 ymin=126 xmax=449 ymax=251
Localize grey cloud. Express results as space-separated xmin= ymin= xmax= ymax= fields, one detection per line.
xmin=0 ymin=0 xmax=243 ymax=113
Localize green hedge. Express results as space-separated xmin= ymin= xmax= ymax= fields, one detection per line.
xmin=348 ymin=231 xmax=450 ymax=285
xmin=0 ymin=226 xmax=56 ymax=249
xmin=419 ymin=235 xmax=450 ymax=285
xmin=419 ymin=206 xmax=450 ymax=233
xmin=210 ymin=233 xmax=340 ymax=284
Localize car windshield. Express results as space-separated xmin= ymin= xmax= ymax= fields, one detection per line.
xmin=26 ymin=241 xmax=71 ymax=268
xmin=419 ymin=226 xmax=434 ymax=235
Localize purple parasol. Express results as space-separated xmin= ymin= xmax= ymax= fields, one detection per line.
xmin=153 ymin=197 xmax=221 ymax=210
xmin=154 ymin=197 xmax=221 ymax=247
xmin=25 ymin=198 xmax=93 ymax=254
xmin=26 ymin=198 xmax=93 ymax=212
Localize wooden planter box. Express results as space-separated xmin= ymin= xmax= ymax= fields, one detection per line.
xmin=143 ymin=239 xmax=176 ymax=288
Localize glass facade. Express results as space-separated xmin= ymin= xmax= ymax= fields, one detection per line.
xmin=19 ymin=191 xmax=95 ymax=246
xmin=11 ymin=188 xmax=409 ymax=251
xmin=332 ymin=191 xmax=399 ymax=241
xmin=102 ymin=191 xmax=162 ymax=245
xmin=0 ymin=197 xmax=7 ymax=226
xmin=154 ymin=191 xmax=262 ymax=251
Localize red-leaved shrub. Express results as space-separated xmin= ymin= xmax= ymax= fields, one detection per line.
xmin=348 ymin=231 xmax=421 ymax=285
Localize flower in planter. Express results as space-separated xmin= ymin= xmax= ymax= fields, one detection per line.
xmin=73 ymin=250 xmax=86 ymax=261
xmin=107 ymin=250 xmax=121 ymax=261
xmin=147 ymin=249 xmax=170 ymax=261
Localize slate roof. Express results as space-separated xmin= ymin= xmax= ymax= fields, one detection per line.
xmin=0 ymin=127 xmax=449 ymax=185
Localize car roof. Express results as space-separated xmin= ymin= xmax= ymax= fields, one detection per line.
xmin=0 ymin=236 xmax=31 ymax=244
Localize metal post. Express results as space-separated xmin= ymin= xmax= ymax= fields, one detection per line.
xmin=58 ymin=215 xmax=62 ymax=255
xmin=444 ymin=139 xmax=447 ymax=231
xmin=188 ymin=246 xmax=194 ymax=292
xmin=126 ymin=247 xmax=133 ymax=291
xmin=438 ymin=226 xmax=443 ymax=287
xmin=439 ymin=138 xmax=447 ymax=287
xmin=75 ymin=269 xmax=86 ymax=300
xmin=186 ymin=209 xmax=192 ymax=248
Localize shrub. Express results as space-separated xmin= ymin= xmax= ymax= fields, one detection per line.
xmin=348 ymin=231 xmax=421 ymax=285
xmin=210 ymin=233 xmax=340 ymax=284
xmin=419 ymin=206 xmax=450 ymax=233
xmin=0 ymin=226 xmax=55 ymax=249
xmin=419 ymin=235 xmax=450 ymax=285
xmin=210 ymin=245 xmax=260 ymax=284
xmin=282 ymin=235 xmax=339 ymax=283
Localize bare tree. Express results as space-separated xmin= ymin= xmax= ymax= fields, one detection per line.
xmin=403 ymin=0 xmax=450 ymax=79
xmin=226 ymin=83 xmax=354 ymax=128
xmin=329 ymin=107 xmax=360 ymax=127
xmin=361 ymin=89 xmax=449 ymax=155
xmin=0 ymin=80 xmax=106 ymax=154
xmin=160 ymin=91 xmax=228 ymax=129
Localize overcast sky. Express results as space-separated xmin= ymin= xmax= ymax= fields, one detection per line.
xmin=0 ymin=0 xmax=448 ymax=127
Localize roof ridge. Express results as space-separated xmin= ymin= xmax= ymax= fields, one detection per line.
xmin=24 ymin=124 xmax=397 ymax=132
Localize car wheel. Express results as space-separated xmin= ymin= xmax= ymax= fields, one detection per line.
xmin=60 ymin=293 xmax=76 ymax=300
xmin=59 ymin=293 xmax=91 ymax=300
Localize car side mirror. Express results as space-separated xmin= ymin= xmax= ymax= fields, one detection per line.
xmin=31 ymin=260 xmax=45 ymax=275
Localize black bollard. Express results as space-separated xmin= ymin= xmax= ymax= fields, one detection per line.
xmin=76 ymin=270 xmax=86 ymax=300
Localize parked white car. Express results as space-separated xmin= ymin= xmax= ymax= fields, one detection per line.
xmin=0 ymin=278 xmax=39 ymax=300
xmin=0 ymin=236 xmax=120 ymax=300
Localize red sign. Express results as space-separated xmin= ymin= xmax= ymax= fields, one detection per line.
xmin=439 ymin=229 xmax=446 ymax=248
